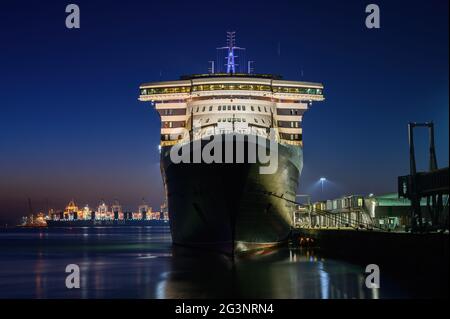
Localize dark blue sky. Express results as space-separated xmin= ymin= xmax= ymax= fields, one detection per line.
xmin=0 ymin=0 xmax=448 ymax=223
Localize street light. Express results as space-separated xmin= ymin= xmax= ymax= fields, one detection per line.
xmin=319 ymin=177 xmax=326 ymax=193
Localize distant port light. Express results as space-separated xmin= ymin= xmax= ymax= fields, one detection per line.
xmin=320 ymin=177 xmax=326 ymax=182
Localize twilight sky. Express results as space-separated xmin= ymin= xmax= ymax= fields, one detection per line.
xmin=0 ymin=0 xmax=448 ymax=224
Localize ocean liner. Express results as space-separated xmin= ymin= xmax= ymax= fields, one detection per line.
xmin=139 ymin=33 xmax=324 ymax=253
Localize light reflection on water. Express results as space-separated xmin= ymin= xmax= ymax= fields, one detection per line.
xmin=0 ymin=227 xmax=407 ymax=299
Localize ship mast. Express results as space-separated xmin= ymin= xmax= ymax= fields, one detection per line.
xmin=226 ymin=32 xmax=236 ymax=73
xmin=217 ymin=32 xmax=245 ymax=74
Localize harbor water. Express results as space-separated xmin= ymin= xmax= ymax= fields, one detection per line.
xmin=0 ymin=227 xmax=431 ymax=298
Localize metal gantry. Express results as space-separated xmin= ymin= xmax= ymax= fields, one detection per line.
xmin=398 ymin=122 xmax=449 ymax=232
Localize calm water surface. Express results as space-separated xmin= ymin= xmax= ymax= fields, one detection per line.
xmin=0 ymin=227 xmax=411 ymax=298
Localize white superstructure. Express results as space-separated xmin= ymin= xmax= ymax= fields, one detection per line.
xmin=139 ymin=74 xmax=324 ymax=147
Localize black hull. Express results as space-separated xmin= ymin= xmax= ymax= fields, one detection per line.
xmin=46 ymin=220 xmax=169 ymax=227
xmin=161 ymin=135 xmax=302 ymax=253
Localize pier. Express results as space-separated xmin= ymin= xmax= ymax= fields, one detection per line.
xmin=289 ymin=122 xmax=449 ymax=297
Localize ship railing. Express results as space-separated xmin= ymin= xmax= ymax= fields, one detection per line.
xmin=308 ymin=208 xmax=383 ymax=231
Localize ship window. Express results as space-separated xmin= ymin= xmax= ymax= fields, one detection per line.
xmin=242 ymin=106 xmax=246 ymax=111
xmin=196 ymin=107 xmax=199 ymax=112
xmin=261 ymin=118 xmax=265 ymax=124
xmin=264 ymin=106 xmax=267 ymax=112
xmin=290 ymin=109 xmax=294 ymax=115
xmin=251 ymin=106 xmax=255 ymax=111
xmin=227 ymin=118 xmax=232 ymax=122
xmin=254 ymin=118 xmax=258 ymax=123
xmin=243 ymin=118 xmax=246 ymax=122
xmin=202 ymin=106 xmax=205 ymax=112
xmin=258 ymin=106 xmax=261 ymax=112
xmin=237 ymin=105 xmax=241 ymax=111
xmin=290 ymin=134 xmax=294 ymax=140
xmin=218 ymin=118 xmax=221 ymax=122
xmin=228 ymin=105 xmax=231 ymax=111
xmin=232 ymin=105 xmax=236 ymax=111
xmin=209 ymin=106 xmax=212 ymax=111
xmin=237 ymin=118 xmax=241 ymax=122
xmin=218 ymin=105 xmax=222 ymax=111
xmin=206 ymin=118 xmax=210 ymax=123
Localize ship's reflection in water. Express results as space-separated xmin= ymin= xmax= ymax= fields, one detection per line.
xmin=160 ymin=246 xmax=386 ymax=299
xmin=0 ymin=227 xmax=405 ymax=298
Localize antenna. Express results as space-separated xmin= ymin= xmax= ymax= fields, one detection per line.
xmin=226 ymin=31 xmax=236 ymax=73
xmin=247 ymin=61 xmax=254 ymax=74
xmin=217 ymin=32 xmax=246 ymax=74
xmin=208 ymin=60 xmax=215 ymax=74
